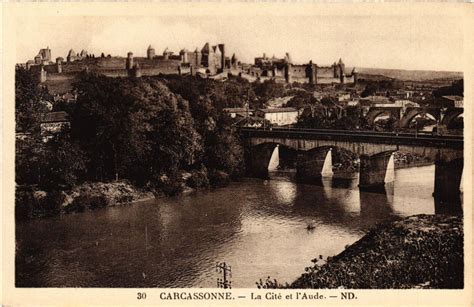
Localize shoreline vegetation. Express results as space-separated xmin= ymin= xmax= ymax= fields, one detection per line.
xmin=15 ymin=161 xmax=434 ymax=221
xmin=258 ymin=215 xmax=463 ymax=289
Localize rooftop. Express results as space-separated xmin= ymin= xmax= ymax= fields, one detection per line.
xmin=258 ymin=107 xmax=298 ymax=113
xmin=223 ymin=108 xmax=255 ymax=112
xmin=441 ymin=95 xmax=463 ymax=101
xmin=41 ymin=111 xmax=69 ymax=123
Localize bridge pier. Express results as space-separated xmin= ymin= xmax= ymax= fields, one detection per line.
xmin=245 ymin=143 xmax=276 ymax=178
xmin=433 ymin=158 xmax=463 ymax=209
xmin=359 ymin=151 xmax=395 ymax=192
xmin=296 ymin=147 xmax=332 ymax=182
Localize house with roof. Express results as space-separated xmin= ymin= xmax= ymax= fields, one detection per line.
xmin=223 ymin=107 xmax=254 ymax=118
xmin=40 ymin=111 xmax=71 ymax=140
xmin=256 ymin=107 xmax=300 ymax=126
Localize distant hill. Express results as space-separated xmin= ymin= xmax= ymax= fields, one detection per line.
xmin=356 ymin=68 xmax=463 ymax=82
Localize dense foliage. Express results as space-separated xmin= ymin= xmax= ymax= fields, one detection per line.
xmin=296 ymin=104 xmax=363 ymax=130
xmin=15 ymin=70 xmax=247 ymax=195
xmin=15 ymin=67 xmax=50 ymax=133
xmin=290 ymin=215 xmax=463 ymax=289
xmin=432 ymin=79 xmax=463 ymax=98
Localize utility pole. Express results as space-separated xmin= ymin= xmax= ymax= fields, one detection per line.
xmin=216 ymin=262 xmax=232 ymax=289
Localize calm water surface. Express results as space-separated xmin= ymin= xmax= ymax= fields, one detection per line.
xmin=16 ymin=165 xmax=437 ymax=288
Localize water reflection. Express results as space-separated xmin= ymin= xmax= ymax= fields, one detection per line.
xmin=17 ymin=166 xmax=439 ymax=288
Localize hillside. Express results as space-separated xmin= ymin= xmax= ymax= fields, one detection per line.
xmin=357 ymin=67 xmax=462 ymax=82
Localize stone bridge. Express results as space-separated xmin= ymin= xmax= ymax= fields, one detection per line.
xmin=240 ymin=127 xmax=464 ymax=206
xmin=364 ymin=106 xmax=463 ymax=129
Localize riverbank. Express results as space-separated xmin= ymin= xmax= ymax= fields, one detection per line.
xmin=15 ymin=181 xmax=155 ymax=220
xmin=15 ymin=168 xmax=234 ymax=220
xmin=290 ymin=214 xmax=463 ymax=289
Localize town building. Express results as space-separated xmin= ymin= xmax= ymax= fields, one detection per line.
xmin=223 ymin=108 xmax=254 ymax=118
xmin=256 ymin=107 xmax=300 ymax=126
xmin=40 ymin=111 xmax=70 ymax=140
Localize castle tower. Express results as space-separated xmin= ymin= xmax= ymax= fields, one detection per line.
xmin=214 ymin=46 xmax=222 ymax=70
xmin=128 ymin=63 xmax=142 ymax=78
xmin=284 ymin=62 xmax=292 ymax=83
xmin=338 ymin=58 xmax=346 ymax=84
xmin=163 ymin=47 xmax=170 ymax=60
xmin=201 ymin=42 xmax=212 ymax=67
xmin=133 ymin=64 xmax=142 ymax=78
xmin=194 ymin=48 xmax=202 ymax=67
xmin=147 ymin=45 xmax=155 ymax=59
xmin=56 ymin=57 xmax=63 ymax=73
xmin=39 ymin=66 xmax=47 ymax=83
xmin=352 ymin=67 xmax=358 ymax=85
xmin=36 ymin=47 xmax=52 ymax=64
xmin=231 ymin=53 xmax=238 ymax=69
xmin=218 ymin=44 xmax=225 ymax=71
xmin=126 ymin=52 xmax=134 ymax=70
xmin=34 ymin=55 xmax=42 ymax=65
xmin=80 ymin=50 xmax=88 ymax=60
xmin=307 ymin=60 xmax=316 ymax=85
xmin=179 ymin=48 xmax=189 ymax=63
xmin=43 ymin=47 xmax=52 ymax=63
xmin=67 ymin=49 xmax=76 ymax=62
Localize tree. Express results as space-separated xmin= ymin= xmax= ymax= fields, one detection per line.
xmin=38 ymin=133 xmax=88 ymax=190
xmin=70 ymin=73 xmax=203 ymax=185
xmin=432 ymin=79 xmax=463 ymax=98
xmin=15 ymin=67 xmax=49 ymax=133
xmin=253 ymin=79 xmax=286 ymax=106
xmin=203 ymin=113 xmax=244 ymax=178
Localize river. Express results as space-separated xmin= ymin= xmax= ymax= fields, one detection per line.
xmin=16 ymin=165 xmax=440 ymax=288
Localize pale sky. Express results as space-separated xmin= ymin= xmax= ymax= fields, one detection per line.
xmin=15 ymin=15 xmax=464 ymax=71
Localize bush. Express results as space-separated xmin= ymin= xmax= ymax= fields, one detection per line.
xmin=66 ymin=194 xmax=107 ymax=213
xmin=15 ymin=188 xmax=35 ymax=221
xmin=40 ymin=190 xmax=65 ymax=216
xmin=208 ymin=170 xmax=230 ymax=187
xmin=114 ymin=193 xmax=133 ymax=204
xmin=15 ymin=188 xmax=65 ymax=219
xmin=155 ymin=172 xmax=184 ymax=196
xmin=187 ymin=167 xmax=210 ymax=189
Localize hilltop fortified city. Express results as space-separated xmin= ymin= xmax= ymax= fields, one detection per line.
xmin=20 ymin=44 xmax=357 ymax=89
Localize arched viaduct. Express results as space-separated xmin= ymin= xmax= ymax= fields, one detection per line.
xmin=240 ymin=127 xmax=464 ymax=207
xmin=365 ymin=106 xmax=463 ymax=129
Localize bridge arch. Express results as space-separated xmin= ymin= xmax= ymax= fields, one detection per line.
xmin=399 ymin=108 xmax=440 ymax=129
xmin=441 ymin=108 xmax=463 ymax=129
xmin=365 ymin=108 xmax=401 ymax=127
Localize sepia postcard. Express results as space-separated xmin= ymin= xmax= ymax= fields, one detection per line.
xmin=1 ymin=2 xmax=473 ymax=306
